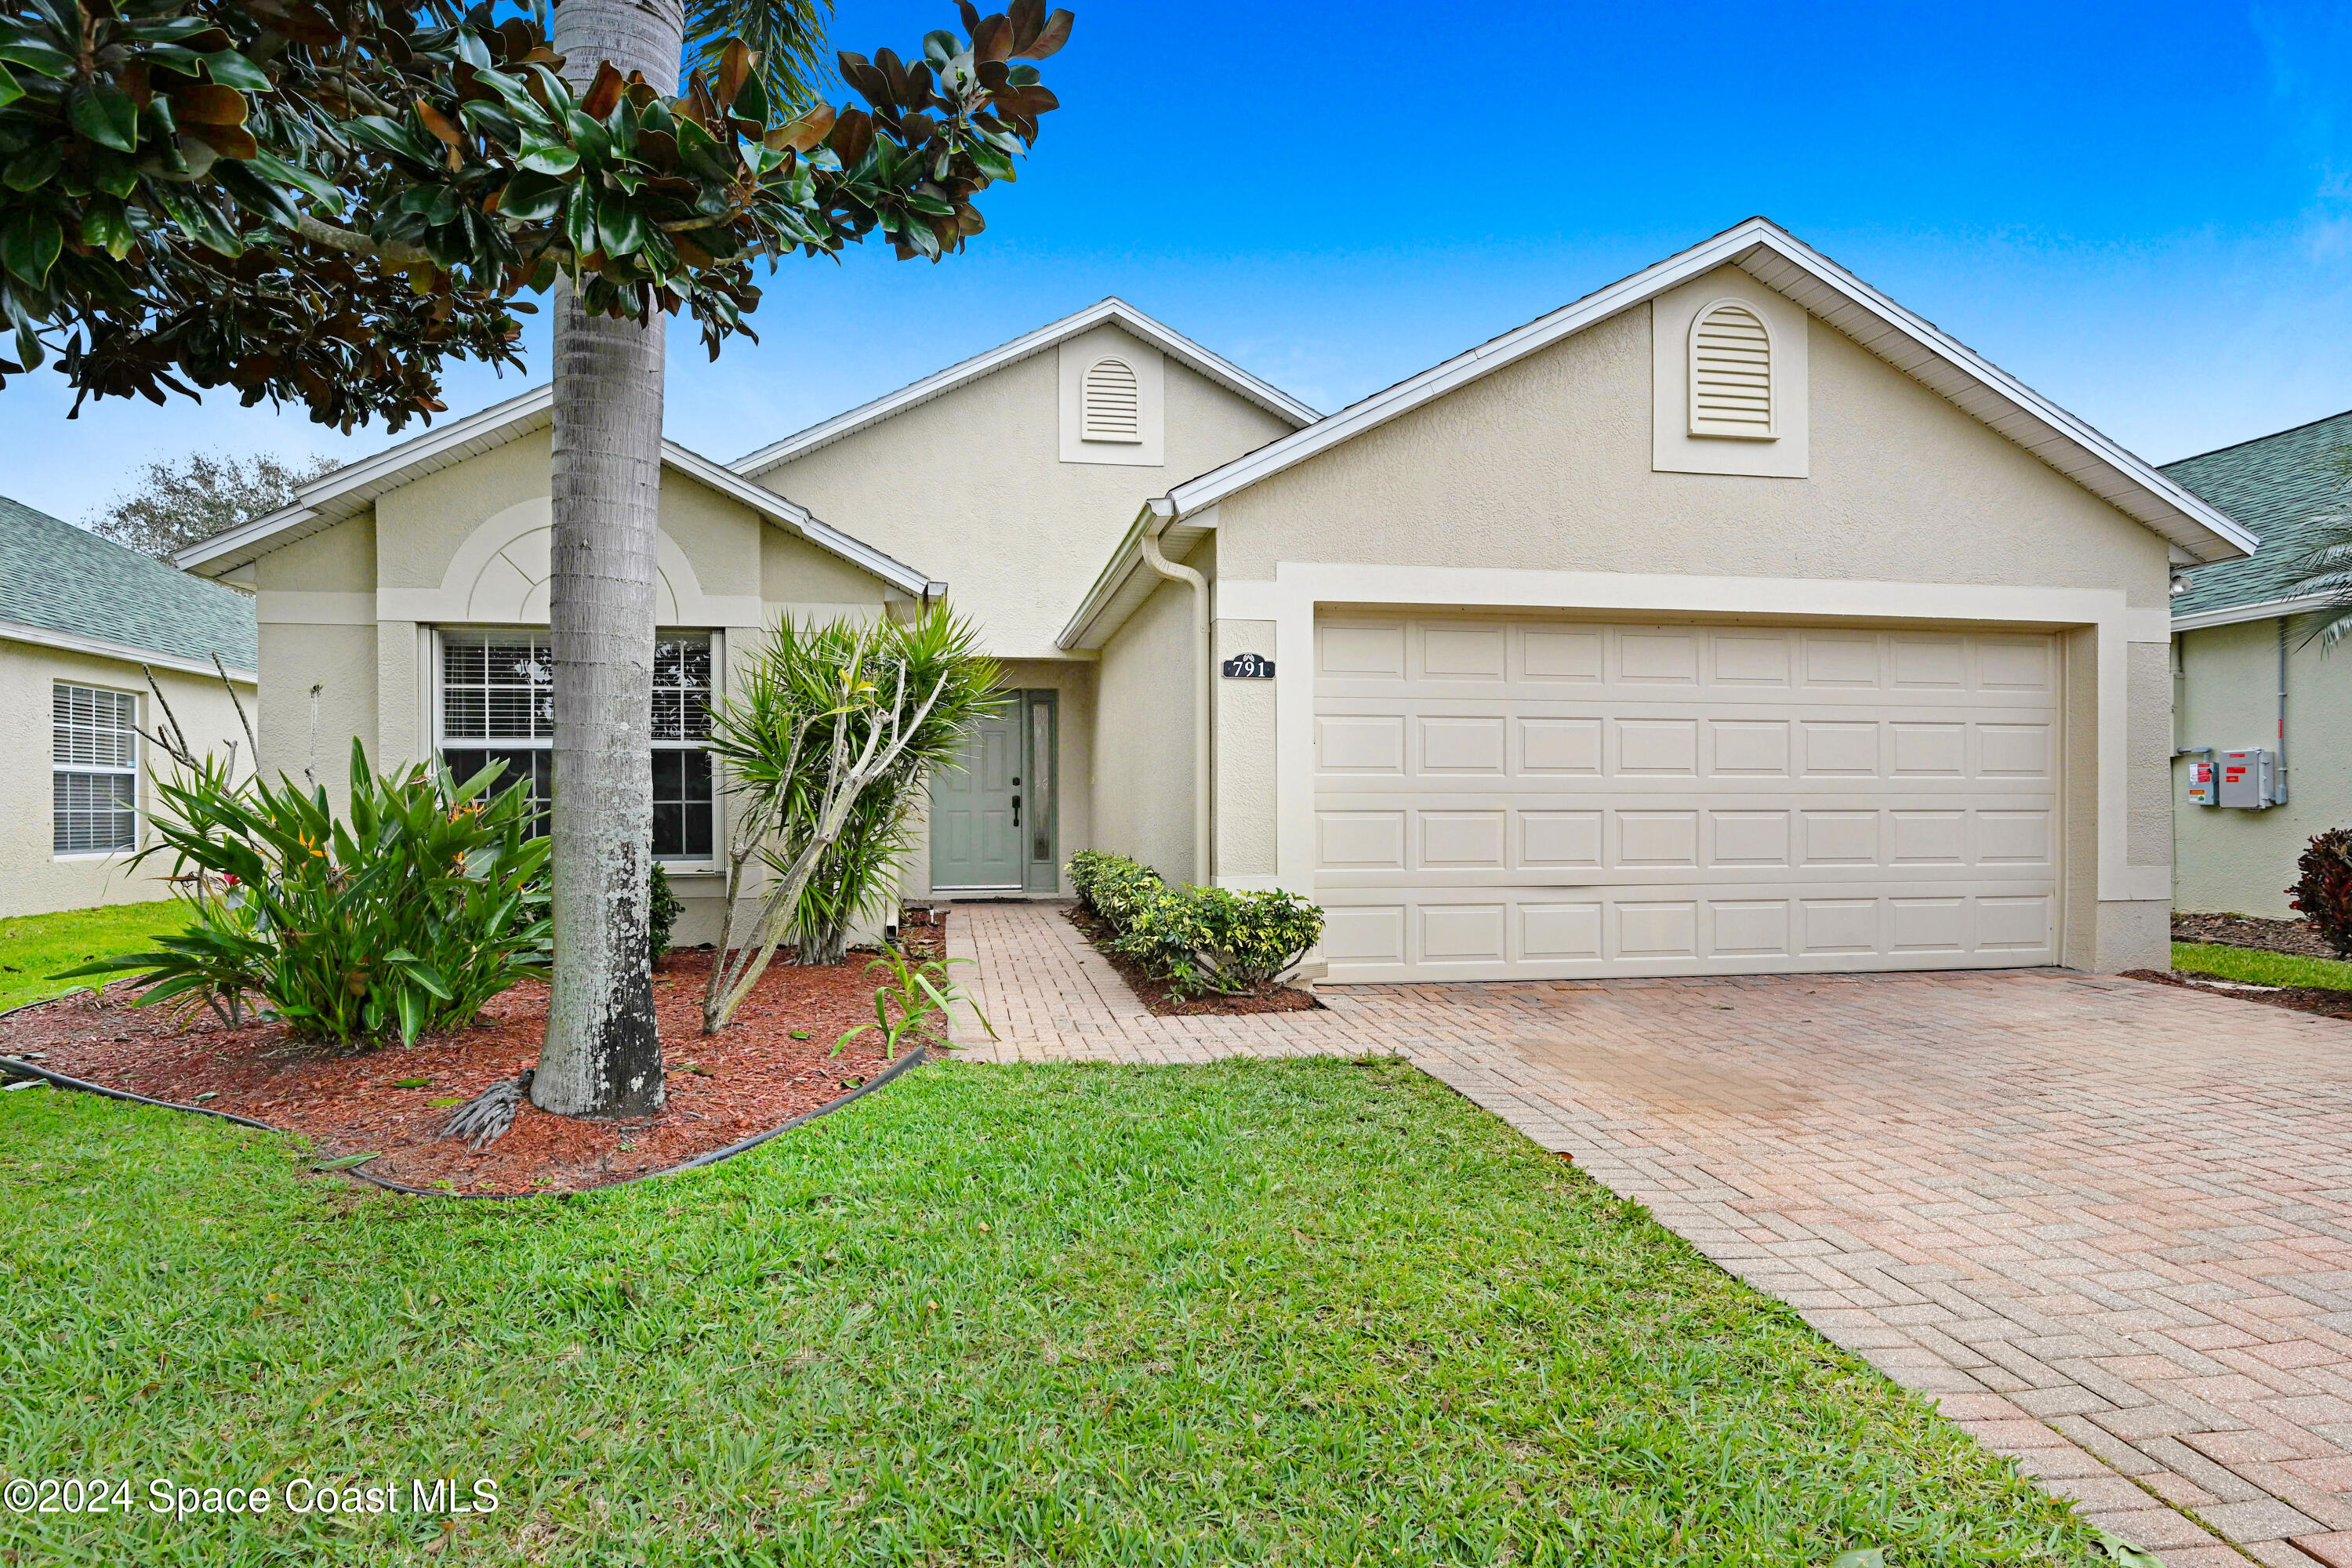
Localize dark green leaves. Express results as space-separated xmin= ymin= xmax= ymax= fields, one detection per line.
xmin=2 ymin=207 xmax=60 ymax=284
xmin=517 ymin=140 xmax=578 ymax=176
xmin=68 ymin=83 xmax=140 ymax=151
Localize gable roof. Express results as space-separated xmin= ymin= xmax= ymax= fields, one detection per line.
xmin=730 ymin=298 xmax=1320 ymax=477
xmin=1 ymin=494 xmax=257 ymax=677
xmin=2164 ymin=408 xmax=2352 ymax=630
xmin=1059 ymin=216 xmax=2260 ymax=651
xmin=170 ymin=385 xmax=940 ymax=597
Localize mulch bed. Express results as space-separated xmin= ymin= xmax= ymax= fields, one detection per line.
xmin=2172 ymin=911 xmax=2344 ymax=961
xmin=2124 ymin=967 xmax=2352 ymax=1022
xmin=0 ymin=949 xmax=906 ymax=1196
xmin=1062 ymin=904 xmax=1317 ymax=1016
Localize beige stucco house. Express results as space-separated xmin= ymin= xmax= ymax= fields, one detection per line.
xmin=178 ymin=218 xmax=2257 ymax=978
xmin=3 ymin=495 xmax=259 ymax=920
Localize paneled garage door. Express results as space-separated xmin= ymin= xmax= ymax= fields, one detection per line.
xmin=1312 ymin=614 xmax=2060 ymax=981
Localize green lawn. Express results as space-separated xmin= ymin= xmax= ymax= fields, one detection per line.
xmin=0 ymin=1058 xmax=2101 ymax=1566
xmin=0 ymin=899 xmax=189 ymax=1012
xmin=2173 ymin=940 xmax=2352 ymax=992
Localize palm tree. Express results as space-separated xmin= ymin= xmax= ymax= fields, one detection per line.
xmin=2288 ymin=448 xmax=2352 ymax=652
xmin=530 ymin=0 xmax=833 ymax=1118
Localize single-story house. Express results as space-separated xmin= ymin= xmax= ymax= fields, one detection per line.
xmin=2 ymin=495 xmax=259 ymax=919
xmin=2165 ymin=408 xmax=2352 ymax=917
xmin=177 ymin=217 xmax=2257 ymax=980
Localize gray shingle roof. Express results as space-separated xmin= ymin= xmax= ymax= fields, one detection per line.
xmin=0 ymin=494 xmax=258 ymax=671
xmin=2163 ymin=409 xmax=2352 ymax=619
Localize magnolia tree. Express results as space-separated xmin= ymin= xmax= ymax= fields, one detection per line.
xmin=2 ymin=0 xmax=1069 ymax=1117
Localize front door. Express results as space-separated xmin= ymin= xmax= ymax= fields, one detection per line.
xmin=931 ymin=713 xmax=1025 ymax=889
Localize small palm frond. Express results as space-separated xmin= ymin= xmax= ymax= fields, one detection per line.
xmin=2288 ymin=512 xmax=2352 ymax=652
xmin=684 ymin=0 xmax=836 ymax=108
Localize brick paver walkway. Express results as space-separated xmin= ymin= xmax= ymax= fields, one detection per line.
xmin=949 ymin=899 xmax=2352 ymax=1567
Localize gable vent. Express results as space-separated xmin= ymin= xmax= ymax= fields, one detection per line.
xmin=1081 ymin=357 xmax=1142 ymax=443
xmin=1688 ymin=300 xmax=1775 ymax=439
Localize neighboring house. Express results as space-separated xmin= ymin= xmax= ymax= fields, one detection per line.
xmin=178 ymin=217 xmax=2258 ymax=980
xmin=1 ymin=495 xmax=258 ymax=919
xmin=2164 ymin=408 xmax=2352 ymax=917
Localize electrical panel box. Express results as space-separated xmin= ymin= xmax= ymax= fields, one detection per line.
xmin=2219 ymin=748 xmax=2278 ymax=808
xmin=2186 ymin=757 xmax=2216 ymax=808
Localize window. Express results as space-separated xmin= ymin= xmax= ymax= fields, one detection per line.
xmin=1080 ymin=356 xmax=1142 ymax=443
xmin=54 ymin=683 xmax=138 ymax=854
xmin=1688 ymin=299 xmax=1774 ymax=439
xmin=437 ymin=630 xmax=716 ymax=861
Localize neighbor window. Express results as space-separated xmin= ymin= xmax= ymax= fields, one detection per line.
xmin=53 ymin=682 xmax=138 ymax=855
xmin=437 ymin=630 xmax=716 ymax=861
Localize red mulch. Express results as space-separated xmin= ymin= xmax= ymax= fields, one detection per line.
xmin=0 ymin=948 xmax=911 ymax=1196
xmin=1062 ymin=905 xmax=1318 ymax=1016
xmin=2172 ymin=911 xmax=2344 ymax=961
xmin=2124 ymin=967 xmax=2352 ymax=1022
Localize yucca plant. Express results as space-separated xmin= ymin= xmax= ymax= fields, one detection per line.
xmin=699 ymin=608 xmax=1002 ymax=1029
xmin=62 ymin=739 xmax=552 ymax=1047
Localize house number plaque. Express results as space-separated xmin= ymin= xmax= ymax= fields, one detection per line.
xmin=1221 ymin=653 xmax=1275 ymax=680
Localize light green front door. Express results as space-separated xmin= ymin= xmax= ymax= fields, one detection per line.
xmin=931 ymin=713 xmax=1024 ymax=889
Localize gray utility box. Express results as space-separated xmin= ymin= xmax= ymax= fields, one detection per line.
xmin=2218 ymin=748 xmax=2278 ymax=808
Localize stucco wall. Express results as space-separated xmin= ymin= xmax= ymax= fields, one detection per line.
xmin=750 ymin=328 xmax=1295 ymax=660
xmin=1211 ymin=278 xmax=2170 ymax=609
xmin=1212 ymin=615 xmax=1278 ymax=879
xmin=1094 ymin=554 xmax=1200 ymax=884
xmin=3 ymin=639 xmax=256 ymax=918
xmin=1195 ymin=268 xmax=2177 ymax=973
xmin=2175 ymin=619 xmax=2352 ymax=916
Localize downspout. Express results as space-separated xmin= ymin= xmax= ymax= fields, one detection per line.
xmin=2277 ymin=615 xmax=2292 ymax=805
xmin=1139 ymin=499 xmax=1212 ymax=886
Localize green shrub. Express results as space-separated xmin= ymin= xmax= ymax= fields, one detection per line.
xmin=1068 ymin=850 xmax=1167 ymax=927
xmin=648 ymin=862 xmax=682 ymax=962
xmin=2292 ymin=829 xmax=2352 ymax=959
xmin=63 ymin=739 xmax=551 ymax=1046
xmin=1068 ymin=851 xmax=1323 ymax=998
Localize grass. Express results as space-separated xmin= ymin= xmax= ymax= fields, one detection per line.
xmin=0 ymin=1059 xmax=2105 ymax=1566
xmin=2172 ymin=940 xmax=2352 ymax=992
xmin=0 ymin=899 xmax=188 ymax=1013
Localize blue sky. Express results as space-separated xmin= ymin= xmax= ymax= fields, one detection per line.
xmin=5 ymin=0 xmax=2350 ymax=524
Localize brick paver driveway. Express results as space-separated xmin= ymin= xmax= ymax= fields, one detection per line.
xmin=951 ymin=901 xmax=2352 ymax=1566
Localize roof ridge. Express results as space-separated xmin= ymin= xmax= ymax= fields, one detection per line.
xmin=2161 ymin=405 xmax=2352 ymax=470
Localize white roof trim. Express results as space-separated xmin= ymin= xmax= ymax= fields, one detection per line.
xmin=729 ymin=298 xmax=1319 ymax=476
xmin=1140 ymin=216 xmax=2252 ymax=573
xmin=174 ymin=383 xmax=556 ymax=573
xmin=171 ymin=385 xmax=935 ymax=597
xmin=0 ymin=617 xmax=256 ymax=682
xmin=654 ymin=445 xmax=931 ymax=596
xmin=2172 ymin=592 xmax=2339 ymax=633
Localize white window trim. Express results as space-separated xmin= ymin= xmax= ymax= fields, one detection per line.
xmin=53 ymin=681 xmax=140 ymax=860
xmin=429 ymin=626 xmax=724 ymax=871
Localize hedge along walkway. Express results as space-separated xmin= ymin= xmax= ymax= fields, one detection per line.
xmin=949 ymin=898 xmax=2352 ymax=1568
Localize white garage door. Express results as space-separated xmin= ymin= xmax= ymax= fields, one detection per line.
xmin=1313 ymin=614 xmax=2060 ymax=982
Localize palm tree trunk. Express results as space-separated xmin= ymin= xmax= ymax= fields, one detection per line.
xmin=529 ymin=0 xmax=684 ymax=1119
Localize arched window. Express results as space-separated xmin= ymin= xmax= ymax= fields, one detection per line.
xmin=1081 ymin=356 xmax=1142 ymax=443
xmin=1687 ymin=300 xmax=1775 ymax=439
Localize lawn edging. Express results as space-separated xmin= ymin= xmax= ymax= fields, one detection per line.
xmin=0 ymin=991 xmax=931 ymax=1199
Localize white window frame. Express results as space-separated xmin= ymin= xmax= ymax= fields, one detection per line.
xmin=53 ymin=681 xmax=140 ymax=858
xmin=430 ymin=627 xmax=722 ymax=871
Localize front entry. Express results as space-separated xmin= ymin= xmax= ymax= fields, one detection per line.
xmin=931 ymin=713 xmax=1024 ymax=889
xmin=931 ymin=691 xmax=1058 ymax=892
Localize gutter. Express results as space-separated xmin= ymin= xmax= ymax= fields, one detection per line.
xmin=1138 ymin=497 xmax=1212 ymax=886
